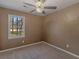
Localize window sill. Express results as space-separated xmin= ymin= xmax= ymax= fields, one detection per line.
xmin=8 ymin=35 xmax=25 ymax=39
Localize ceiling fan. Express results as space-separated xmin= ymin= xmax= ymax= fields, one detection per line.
xmin=23 ymin=0 xmax=57 ymax=14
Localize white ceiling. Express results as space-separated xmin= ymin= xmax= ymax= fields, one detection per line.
xmin=0 ymin=0 xmax=79 ymax=16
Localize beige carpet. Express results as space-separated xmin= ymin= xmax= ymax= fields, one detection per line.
xmin=0 ymin=42 xmax=78 ymax=59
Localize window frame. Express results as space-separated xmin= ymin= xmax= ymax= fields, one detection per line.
xmin=8 ymin=14 xmax=25 ymax=39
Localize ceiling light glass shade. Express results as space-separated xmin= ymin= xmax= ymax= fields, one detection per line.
xmin=36 ymin=2 xmax=43 ymax=7
xmin=36 ymin=8 xmax=43 ymax=13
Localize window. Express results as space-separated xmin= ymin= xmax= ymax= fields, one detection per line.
xmin=8 ymin=14 xmax=25 ymax=39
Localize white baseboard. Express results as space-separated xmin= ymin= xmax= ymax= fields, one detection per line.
xmin=42 ymin=41 xmax=79 ymax=58
xmin=0 ymin=41 xmax=43 ymax=53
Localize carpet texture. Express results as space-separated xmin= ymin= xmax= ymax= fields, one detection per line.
xmin=0 ymin=42 xmax=78 ymax=59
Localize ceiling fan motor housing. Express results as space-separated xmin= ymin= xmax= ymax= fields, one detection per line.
xmin=37 ymin=0 xmax=45 ymax=3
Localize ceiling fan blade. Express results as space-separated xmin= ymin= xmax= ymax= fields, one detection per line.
xmin=30 ymin=9 xmax=36 ymax=13
xmin=24 ymin=2 xmax=35 ymax=7
xmin=44 ymin=6 xmax=57 ymax=9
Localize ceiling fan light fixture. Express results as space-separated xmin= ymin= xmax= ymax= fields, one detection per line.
xmin=36 ymin=1 xmax=44 ymax=8
xmin=36 ymin=0 xmax=44 ymax=13
xmin=36 ymin=8 xmax=43 ymax=13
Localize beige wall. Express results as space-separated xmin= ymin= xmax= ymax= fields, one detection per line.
xmin=0 ymin=13 xmax=2 ymax=50
xmin=43 ymin=3 xmax=79 ymax=55
xmin=0 ymin=8 xmax=43 ymax=50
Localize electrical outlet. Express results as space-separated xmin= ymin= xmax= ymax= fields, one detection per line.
xmin=66 ymin=44 xmax=69 ymax=48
